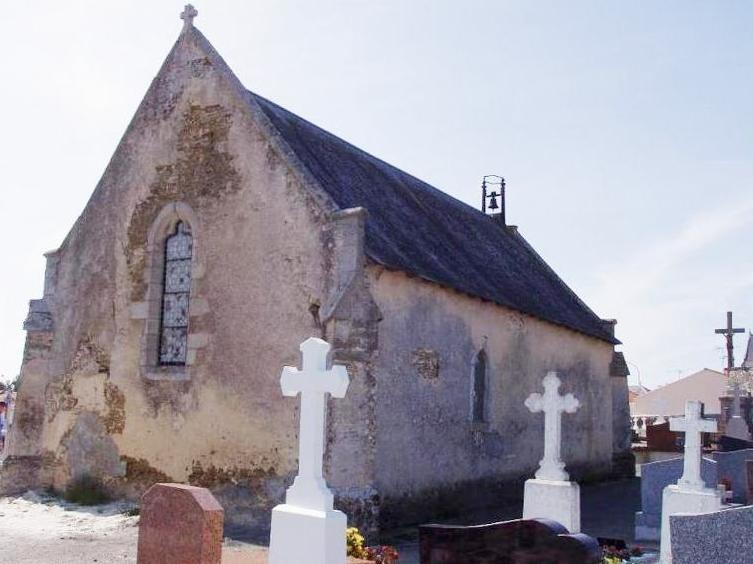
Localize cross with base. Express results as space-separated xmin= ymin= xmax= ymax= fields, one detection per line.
xmin=525 ymin=372 xmax=580 ymax=481
xmin=715 ymin=311 xmax=745 ymax=371
xmin=279 ymin=337 xmax=349 ymax=511
xmin=670 ymin=401 xmax=717 ymax=491
xmin=180 ymin=4 xmax=198 ymax=29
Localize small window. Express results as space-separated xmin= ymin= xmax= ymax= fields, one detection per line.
xmin=472 ymin=350 xmax=487 ymax=422
xmin=159 ymin=221 xmax=193 ymax=365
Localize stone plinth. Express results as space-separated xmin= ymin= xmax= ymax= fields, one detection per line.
xmin=137 ymin=483 xmax=224 ymax=564
xmin=522 ymin=478 xmax=580 ymax=534
xmin=269 ymin=504 xmax=347 ymax=564
xmin=659 ymin=484 xmax=722 ymax=564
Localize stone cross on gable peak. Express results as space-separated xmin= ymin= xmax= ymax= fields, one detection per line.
xmin=180 ymin=4 xmax=198 ymax=29
xmin=670 ymin=400 xmax=717 ymax=492
xmin=279 ymin=337 xmax=349 ymax=511
xmin=525 ymin=371 xmax=580 ymax=482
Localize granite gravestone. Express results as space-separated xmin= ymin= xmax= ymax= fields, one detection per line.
xmin=137 ymin=483 xmax=224 ymax=564
xmin=712 ymin=448 xmax=753 ymax=504
xmin=635 ymin=456 xmax=717 ymax=541
xmin=419 ymin=518 xmax=602 ymax=564
xmin=747 ymin=461 xmax=753 ymax=504
xmin=670 ymin=505 xmax=753 ymax=564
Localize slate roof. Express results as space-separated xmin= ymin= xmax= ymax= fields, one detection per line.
xmin=250 ymin=92 xmax=617 ymax=344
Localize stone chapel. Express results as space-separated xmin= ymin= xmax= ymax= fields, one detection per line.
xmin=0 ymin=7 xmax=632 ymax=535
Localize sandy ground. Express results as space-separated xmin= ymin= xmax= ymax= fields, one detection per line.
xmin=0 ymin=492 xmax=371 ymax=564
xmin=0 ymin=491 xmax=139 ymax=563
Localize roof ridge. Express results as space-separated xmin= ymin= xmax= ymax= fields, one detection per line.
xmin=248 ymin=91 xmax=491 ymax=220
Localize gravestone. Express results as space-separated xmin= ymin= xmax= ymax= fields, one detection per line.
xmin=137 ymin=483 xmax=224 ymax=564
xmin=522 ymin=372 xmax=581 ymax=533
xmin=712 ymin=448 xmax=753 ymax=504
xmin=670 ymin=505 xmax=753 ymax=564
xmin=724 ymin=382 xmax=751 ymax=442
xmin=419 ymin=518 xmax=602 ymax=564
xmin=635 ymin=455 xmax=717 ymax=541
xmin=660 ymin=401 xmax=723 ymax=564
xmin=268 ymin=338 xmax=350 ymax=564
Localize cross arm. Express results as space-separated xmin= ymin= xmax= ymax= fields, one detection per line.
xmin=524 ymin=393 xmax=544 ymax=413
xmin=280 ymin=366 xmax=301 ymax=397
xmin=328 ymin=365 xmax=350 ymax=399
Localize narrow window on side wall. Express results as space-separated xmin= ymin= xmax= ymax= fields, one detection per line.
xmin=472 ymin=350 xmax=487 ymax=422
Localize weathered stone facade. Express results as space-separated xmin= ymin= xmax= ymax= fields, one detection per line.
xmin=1 ymin=18 xmax=631 ymax=539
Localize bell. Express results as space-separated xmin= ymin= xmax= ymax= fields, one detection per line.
xmin=488 ymin=192 xmax=499 ymax=210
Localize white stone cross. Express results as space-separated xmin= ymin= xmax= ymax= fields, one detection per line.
xmin=280 ymin=337 xmax=349 ymax=511
xmin=525 ymin=372 xmax=580 ymax=482
xmin=670 ymin=400 xmax=717 ymax=492
xmin=180 ymin=4 xmax=198 ymax=28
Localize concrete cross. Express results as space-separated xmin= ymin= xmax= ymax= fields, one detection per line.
xmin=180 ymin=4 xmax=198 ymax=28
xmin=715 ymin=311 xmax=745 ymax=371
xmin=670 ymin=401 xmax=717 ymax=491
xmin=525 ymin=372 xmax=580 ymax=481
xmin=280 ymin=338 xmax=349 ymax=510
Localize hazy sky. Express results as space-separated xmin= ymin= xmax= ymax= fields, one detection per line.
xmin=1 ymin=2 xmax=752 ymax=389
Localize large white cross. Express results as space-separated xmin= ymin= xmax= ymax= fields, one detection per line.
xmin=525 ymin=372 xmax=580 ymax=482
xmin=669 ymin=400 xmax=716 ymax=492
xmin=280 ymin=337 xmax=349 ymax=511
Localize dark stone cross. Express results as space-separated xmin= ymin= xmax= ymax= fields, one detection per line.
xmin=715 ymin=311 xmax=745 ymax=371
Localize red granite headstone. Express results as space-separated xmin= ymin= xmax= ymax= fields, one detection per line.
xmin=137 ymin=483 xmax=224 ymax=564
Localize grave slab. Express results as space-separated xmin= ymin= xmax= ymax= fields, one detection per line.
xmin=419 ymin=517 xmax=602 ymax=564
xmin=660 ymin=485 xmax=722 ymax=563
xmin=137 ymin=483 xmax=224 ymax=564
xmin=670 ymin=505 xmax=753 ymax=564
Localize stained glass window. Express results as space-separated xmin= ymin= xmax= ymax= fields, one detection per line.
xmin=159 ymin=221 xmax=192 ymax=365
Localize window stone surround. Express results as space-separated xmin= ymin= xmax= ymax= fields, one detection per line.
xmin=131 ymin=202 xmax=210 ymax=381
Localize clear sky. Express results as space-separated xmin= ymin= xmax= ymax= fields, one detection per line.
xmin=1 ymin=1 xmax=751 ymax=389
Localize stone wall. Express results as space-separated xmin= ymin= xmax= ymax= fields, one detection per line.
xmin=369 ymin=267 xmax=616 ymax=527
xmin=4 ymin=27 xmax=375 ymax=535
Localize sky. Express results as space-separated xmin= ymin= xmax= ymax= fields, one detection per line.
xmin=0 ymin=1 xmax=751 ymax=389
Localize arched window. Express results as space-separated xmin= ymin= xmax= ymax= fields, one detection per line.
xmin=472 ymin=350 xmax=487 ymax=422
xmin=159 ymin=221 xmax=193 ymax=365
